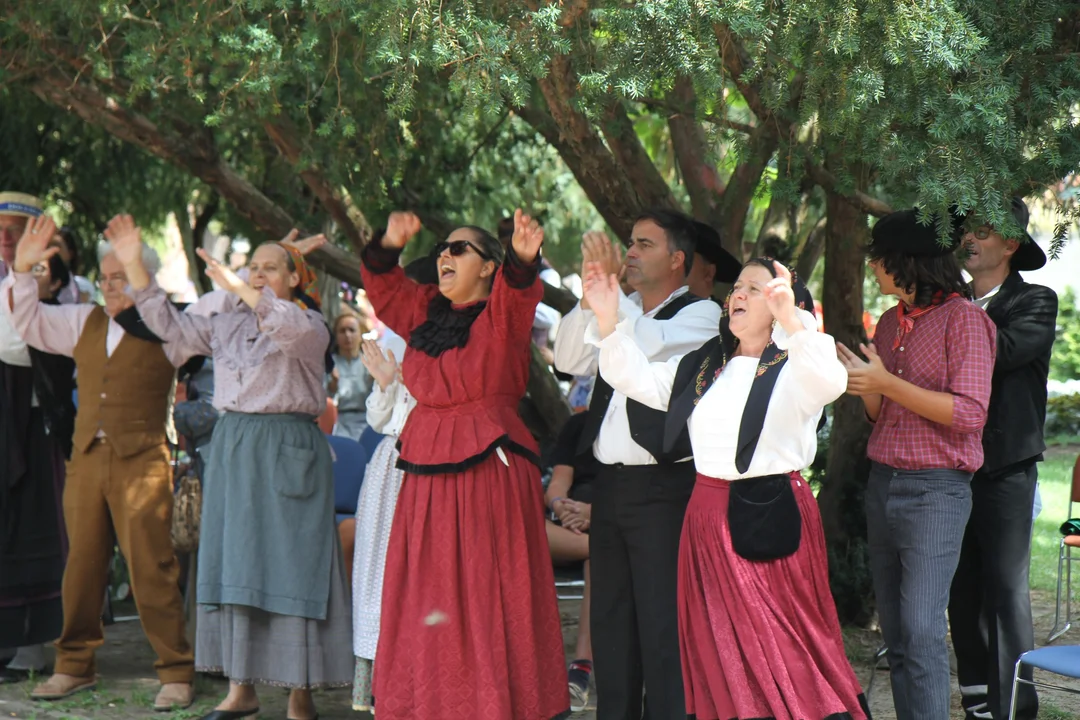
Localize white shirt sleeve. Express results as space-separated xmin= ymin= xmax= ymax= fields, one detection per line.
xmin=771 ymin=308 xmax=848 ymax=416
xmin=552 ymin=302 xmax=599 ymax=376
xmin=589 ymin=320 xmax=682 ymax=411
xmin=0 ymin=309 xmax=31 ymax=367
xmin=365 ymin=381 xmax=398 ymax=434
xmin=606 ymin=292 xmax=721 ymax=359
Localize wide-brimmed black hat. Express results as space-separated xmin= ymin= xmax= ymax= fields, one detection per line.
xmin=1000 ymin=197 xmax=1046 ymax=271
xmin=691 ymin=220 xmax=742 ymax=282
xmin=869 ymin=207 xmax=965 ymax=257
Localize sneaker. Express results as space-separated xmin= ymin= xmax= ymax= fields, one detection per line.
xmin=569 ymin=679 xmax=590 ymax=712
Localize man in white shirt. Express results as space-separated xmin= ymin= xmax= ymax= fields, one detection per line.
xmin=554 ymin=210 xmax=736 ymax=720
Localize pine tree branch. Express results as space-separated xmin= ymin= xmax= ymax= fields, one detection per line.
xmin=805 ymin=162 xmax=892 ymax=217
xmin=263 ymin=118 xmax=369 ymax=251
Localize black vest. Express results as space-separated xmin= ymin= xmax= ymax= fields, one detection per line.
xmin=577 ymin=292 xmax=703 ymax=464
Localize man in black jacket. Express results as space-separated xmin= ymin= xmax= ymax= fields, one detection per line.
xmin=948 ymin=197 xmax=1057 ymax=720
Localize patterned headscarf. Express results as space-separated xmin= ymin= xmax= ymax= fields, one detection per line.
xmin=278 ymin=242 xmax=321 ymax=311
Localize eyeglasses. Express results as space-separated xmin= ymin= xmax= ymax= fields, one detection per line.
xmin=97 ymin=276 xmax=127 ymax=290
xmin=964 ymin=225 xmax=992 ymax=240
xmin=434 ymin=240 xmax=492 ymax=260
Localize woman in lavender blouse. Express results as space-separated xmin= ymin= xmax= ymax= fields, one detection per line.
xmin=106 ymin=215 xmax=351 ymax=720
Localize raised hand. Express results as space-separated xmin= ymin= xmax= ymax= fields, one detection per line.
xmin=361 ymin=338 xmax=399 ymax=391
xmin=763 ymin=260 xmax=798 ymax=326
xmin=279 ymin=229 xmax=328 ymax=256
xmin=511 ymin=208 xmax=544 ymax=263
xmin=384 ymin=212 xmax=422 ymax=249
xmin=13 ymin=214 xmax=59 ymax=273
xmin=103 ymin=214 xmax=145 ymax=269
xmin=582 ymin=231 xmax=623 ymax=279
xmin=583 ymin=261 xmax=620 ymax=337
xmin=196 ymin=247 xmax=250 ymax=295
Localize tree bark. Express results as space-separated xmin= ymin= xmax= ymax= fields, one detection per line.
xmin=263 ymin=118 xmax=370 ymax=251
xmin=667 ymin=77 xmax=726 ymax=231
xmin=518 ymin=54 xmax=654 ymax=241
xmin=185 ymin=193 xmax=218 ymax=294
xmin=793 ymin=216 xmax=827 ymax=281
xmin=817 ymin=178 xmax=875 ymax=626
xmin=599 ymin=101 xmax=678 ymax=210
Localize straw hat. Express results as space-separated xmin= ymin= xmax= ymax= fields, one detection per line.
xmin=0 ymin=192 xmax=43 ymax=219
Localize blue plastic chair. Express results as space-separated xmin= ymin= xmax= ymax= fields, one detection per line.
xmin=358 ymin=424 xmax=385 ymax=460
xmin=1010 ymin=646 xmax=1080 ymax=716
xmin=326 ymin=434 xmax=368 ymax=525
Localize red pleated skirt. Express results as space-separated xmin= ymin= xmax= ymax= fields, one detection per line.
xmin=372 ymin=450 xmax=570 ymax=720
xmin=679 ymin=473 xmax=870 ymax=720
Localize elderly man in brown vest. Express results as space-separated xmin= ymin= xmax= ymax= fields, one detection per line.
xmin=0 ymin=213 xmax=194 ymax=710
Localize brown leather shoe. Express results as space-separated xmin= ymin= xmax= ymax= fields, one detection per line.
xmin=154 ymin=682 xmax=195 ymax=711
xmin=31 ymin=673 xmax=97 ymax=700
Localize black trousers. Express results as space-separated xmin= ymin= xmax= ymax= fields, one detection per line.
xmin=590 ymin=462 xmax=695 ymax=720
xmin=948 ymin=460 xmax=1039 ymax=720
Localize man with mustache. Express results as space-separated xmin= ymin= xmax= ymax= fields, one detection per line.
xmin=553 ymin=210 xmax=737 ymax=720
xmin=949 ymin=197 xmax=1056 ymax=720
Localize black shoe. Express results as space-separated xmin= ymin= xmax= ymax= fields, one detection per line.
xmin=199 ymin=709 xmax=260 ymax=720
xmin=286 ymin=716 xmax=318 ymax=720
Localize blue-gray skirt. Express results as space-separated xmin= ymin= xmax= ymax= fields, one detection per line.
xmin=194 ymin=412 xmax=352 ymax=687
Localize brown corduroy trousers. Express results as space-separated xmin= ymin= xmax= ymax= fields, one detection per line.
xmin=53 ymin=438 xmax=193 ymax=683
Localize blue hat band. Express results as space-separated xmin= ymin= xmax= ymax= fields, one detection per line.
xmin=0 ymin=202 xmax=43 ymax=217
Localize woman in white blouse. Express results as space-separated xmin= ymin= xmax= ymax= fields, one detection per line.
xmin=583 ymin=257 xmax=869 ymax=720
xmin=350 ymin=338 xmax=416 ymax=712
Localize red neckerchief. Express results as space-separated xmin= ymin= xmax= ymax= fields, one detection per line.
xmin=894 ymin=291 xmax=960 ymax=350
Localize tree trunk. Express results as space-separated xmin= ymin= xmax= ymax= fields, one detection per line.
xmin=184 ymin=194 xmax=218 ymax=295
xmin=817 ymin=182 xmax=875 ymax=626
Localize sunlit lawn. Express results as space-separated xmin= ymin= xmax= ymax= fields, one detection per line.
xmin=1031 ymin=450 xmax=1079 ymax=594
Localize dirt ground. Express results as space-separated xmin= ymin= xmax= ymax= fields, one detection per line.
xmin=3 ymin=595 xmax=1080 ymax=719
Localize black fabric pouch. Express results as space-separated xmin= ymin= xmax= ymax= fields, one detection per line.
xmin=728 ymin=473 xmax=802 ymax=561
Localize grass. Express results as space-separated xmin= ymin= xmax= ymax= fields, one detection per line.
xmin=1030 ymin=450 xmax=1078 ymax=594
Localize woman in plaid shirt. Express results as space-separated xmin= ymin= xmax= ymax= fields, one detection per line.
xmin=837 ymin=208 xmax=996 ymax=720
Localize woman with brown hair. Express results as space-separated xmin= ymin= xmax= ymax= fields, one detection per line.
xmin=327 ymin=313 xmax=373 ymax=441
xmin=359 ymin=210 xmax=569 ymax=720
xmin=110 ymin=215 xmax=351 ymax=720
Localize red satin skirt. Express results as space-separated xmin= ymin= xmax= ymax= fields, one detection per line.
xmin=372 ymin=450 xmax=570 ymax=720
xmin=679 ymin=472 xmax=870 ymax=720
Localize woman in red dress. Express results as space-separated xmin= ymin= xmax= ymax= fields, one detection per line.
xmin=359 ymin=210 xmax=569 ymax=720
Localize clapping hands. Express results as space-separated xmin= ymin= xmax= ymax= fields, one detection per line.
xmin=360 ymin=338 xmax=399 ymax=391
xmin=836 ymin=341 xmax=890 ymax=395
xmin=582 ymin=261 xmax=620 ymax=338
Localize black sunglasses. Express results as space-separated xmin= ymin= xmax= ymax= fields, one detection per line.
xmin=435 ymin=239 xmax=492 ymax=260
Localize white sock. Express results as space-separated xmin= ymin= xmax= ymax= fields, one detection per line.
xmin=6 ymin=644 xmax=47 ymax=671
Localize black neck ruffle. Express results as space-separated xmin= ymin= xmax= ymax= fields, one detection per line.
xmin=408 ymin=293 xmax=487 ymax=358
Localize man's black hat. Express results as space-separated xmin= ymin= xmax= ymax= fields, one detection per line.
xmin=1000 ymin=197 xmax=1046 ymax=272
xmin=691 ymin=220 xmax=742 ymax=282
